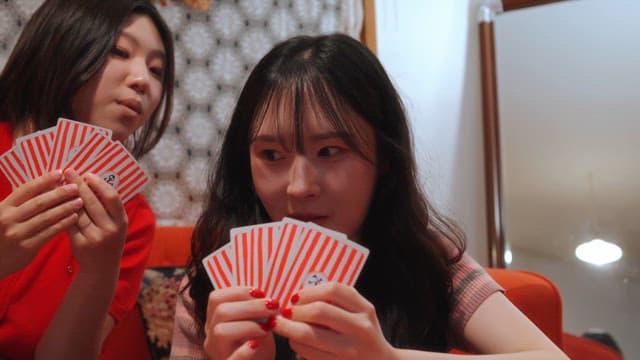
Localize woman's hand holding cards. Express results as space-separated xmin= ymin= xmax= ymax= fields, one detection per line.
xmin=64 ymin=169 xmax=128 ymax=273
xmin=273 ymin=282 xmax=397 ymax=360
xmin=0 ymin=170 xmax=82 ymax=278
xmin=204 ymin=286 xmax=280 ymax=360
xmin=202 ymin=220 xmax=373 ymax=359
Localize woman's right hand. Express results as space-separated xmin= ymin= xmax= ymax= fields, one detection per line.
xmin=204 ymin=286 xmax=280 ymax=360
xmin=0 ymin=170 xmax=82 ymax=278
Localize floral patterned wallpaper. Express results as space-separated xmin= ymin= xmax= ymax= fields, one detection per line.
xmin=0 ymin=0 xmax=363 ymax=225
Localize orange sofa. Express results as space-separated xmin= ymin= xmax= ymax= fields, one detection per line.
xmin=100 ymin=227 xmax=622 ymax=359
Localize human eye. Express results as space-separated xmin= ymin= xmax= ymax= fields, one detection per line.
xmin=317 ymin=146 xmax=343 ymax=158
xmin=149 ymin=65 xmax=165 ymax=79
xmin=261 ymin=149 xmax=284 ymax=161
xmin=110 ymin=46 xmax=129 ymax=59
xmin=148 ymin=56 xmax=166 ymax=79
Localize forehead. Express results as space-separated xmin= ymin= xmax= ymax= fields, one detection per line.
xmin=253 ymin=86 xmax=365 ymax=135
xmin=118 ymin=14 xmax=165 ymax=54
xmin=256 ymin=103 xmax=334 ymax=135
xmin=252 ymin=95 xmax=376 ymax=161
xmin=249 ymin=80 xmax=377 ymax=158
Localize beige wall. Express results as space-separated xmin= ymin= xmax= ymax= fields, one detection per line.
xmin=374 ymin=0 xmax=637 ymax=357
xmin=375 ymin=0 xmax=488 ymax=263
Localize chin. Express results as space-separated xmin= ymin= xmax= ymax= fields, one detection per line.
xmin=115 ymin=132 xmax=135 ymax=143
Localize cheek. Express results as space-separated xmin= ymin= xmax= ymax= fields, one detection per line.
xmin=250 ymin=159 xmax=280 ymax=208
xmin=147 ymin=83 xmax=163 ymax=115
xmin=151 ymin=81 xmax=163 ymax=105
xmin=341 ymin=162 xmax=377 ymax=226
xmin=71 ymin=79 xmax=100 ymax=120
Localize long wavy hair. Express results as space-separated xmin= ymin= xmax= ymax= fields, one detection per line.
xmin=0 ymin=0 xmax=174 ymax=158
xmin=186 ymin=33 xmax=466 ymax=353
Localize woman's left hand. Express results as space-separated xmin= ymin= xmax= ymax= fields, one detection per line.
xmin=272 ymin=282 xmax=397 ymax=360
xmin=63 ymin=169 xmax=128 ymax=272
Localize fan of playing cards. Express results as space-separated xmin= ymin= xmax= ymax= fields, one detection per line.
xmin=0 ymin=118 xmax=149 ymax=203
xmin=203 ymin=218 xmax=370 ymax=308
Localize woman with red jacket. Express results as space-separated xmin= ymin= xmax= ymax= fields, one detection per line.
xmin=0 ymin=0 xmax=174 ymax=358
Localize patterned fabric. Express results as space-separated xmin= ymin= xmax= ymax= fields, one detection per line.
xmin=0 ymin=0 xmax=362 ymax=226
xmin=169 ymin=254 xmax=503 ymax=357
xmin=138 ymin=267 xmax=187 ymax=360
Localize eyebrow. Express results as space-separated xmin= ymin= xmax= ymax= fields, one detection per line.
xmin=118 ymin=31 xmax=166 ymax=62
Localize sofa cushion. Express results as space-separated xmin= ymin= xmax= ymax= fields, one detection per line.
xmin=138 ymin=267 xmax=186 ymax=359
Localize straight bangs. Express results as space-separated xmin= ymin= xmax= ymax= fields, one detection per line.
xmin=249 ymin=73 xmax=376 ymax=163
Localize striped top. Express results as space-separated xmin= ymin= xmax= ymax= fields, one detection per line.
xmin=169 ymin=253 xmax=502 ymax=358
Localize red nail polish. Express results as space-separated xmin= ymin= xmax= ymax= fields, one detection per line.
xmin=291 ymin=293 xmax=300 ymax=304
xmin=259 ymin=316 xmax=276 ymax=331
xmin=259 ymin=321 xmax=270 ymax=331
xmin=250 ymin=288 xmax=265 ymax=298
xmin=265 ymin=299 xmax=279 ymax=310
xmin=248 ymin=339 xmax=259 ymax=349
xmin=281 ymin=307 xmax=293 ymax=319
xmin=262 ymin=316 xmax=277 ymax=330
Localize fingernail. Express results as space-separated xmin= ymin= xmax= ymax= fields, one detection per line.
xmin=281 ymin=307 xmax=293 ymax=319
xmin=265 ymin=299 xmax=279 ymax=310
xmin=291 ymin=293 xmax=300 ymax=304
xmin=250 ymin=288 xmax=265 ymax=298
xmin=260 ymin=316 xmax=277 ymax=331
xmin=64 ymin=169 xmax=77 ymax=178
xmin=62 ymin=183 xmax=78 ymax=193
xmin=248 ymin=339 xmax=259 ymax=349
xmin=267 ymin=316 xmax=277 ymax=329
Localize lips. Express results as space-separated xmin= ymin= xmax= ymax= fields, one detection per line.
xmin=117 ymin=98 xmax=143 ymax=116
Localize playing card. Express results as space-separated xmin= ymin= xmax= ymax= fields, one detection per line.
xmin=0 ymin=117 xmax=147 ymax=205
xmin=203 ymin=243 xmax=236 ymax=289
xmin=230 ymin=221 xmax=280 ymax=290
xmin=16 ymin=128 xmax=55 ymax=179
xmin=78 ymin=139 xmax=149 ymax=203
xmin=62 ymin=131 xmax=112 ymax=173
xmin=0 ymin=147 xmax=31 ymax=188
xmin=262 ymin=218 xmax=308 ymax=300
xmin=201 ymin=218 xmax=370 ymax=306
xmin=274 ymin=222 xmax=369 ymax=308
xmin=48 ymin=118 xmax=112 ymax=171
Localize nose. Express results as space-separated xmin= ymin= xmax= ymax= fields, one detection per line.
xmin=126 ymin=59 xmax=150 ymax=95
xmin=286 ymin=155 xmax=321 ymax=198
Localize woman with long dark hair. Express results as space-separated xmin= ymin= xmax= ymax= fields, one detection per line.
xmin=0 ymin=0 xmax=174 ymax=358
xmin=171 ymin=34 xmax=567 ymax=359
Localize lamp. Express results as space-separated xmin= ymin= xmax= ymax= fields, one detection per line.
xmin=575 ymin=173 xmax=623 ymax=265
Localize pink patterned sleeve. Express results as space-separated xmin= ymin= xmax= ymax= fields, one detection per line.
xmin=449 ymin=253 xmax=503 ymax=349
xmin=170 ymin=279 xmax=208 ymax=360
